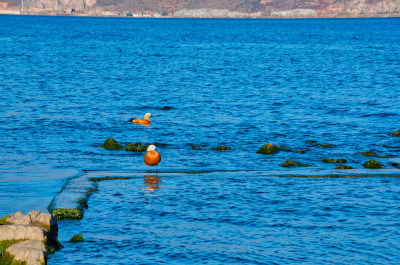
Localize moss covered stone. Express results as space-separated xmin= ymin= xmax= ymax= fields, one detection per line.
xmin=363 ymin=160 xmax=384 ymax=169
xmin=391 ymin=162 xmax=400 ymax=169
xmin=212 ymin=145 xmax=231 ymax=151
xmin=362 ymin=151 xmax=377 ymax=157
xmin=0 ymin=239 xmax=29 ymax=265
xmin=280 ymin=160 xmax=310 ymax=167
xmin=0 ymin=216 xmax=12 ymax=225
xmin=52 ymin=208 xmax=83 ymax=220
xmin=69 ymin=234 xmax=83 ymax=243
xmin=322 ymin=158 xmax=347 ymax=163
xmin=125 ymin=142 xmax=148 ymax=152
xmin=191 ymin=145 xmax=202 ymax=150
xmin=89 ymin=176 xmax=133 ymax=182
xmin=0 ymin=252 xmax=27 ymax=265
xmin=306 ymin=141 xmax=317 ymax=144
xmin=389 ymin=130 xmax=400 ymax=137
xmin=0 ymin=240 xmax=25 ymax=257
xmin=256 ymin=144 xmax=279 ymax=155
xmin=320 ymin=144 xmax=335 ymax=148
xmin=100 ymin=138 xmax=123 ymax=149
xmin=335 ymin=165 xmax=353 ymax=170
xmin=296 ymin=150 xmax=305 ymax=154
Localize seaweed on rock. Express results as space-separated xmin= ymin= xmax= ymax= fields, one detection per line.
xmin=361 ymin=151 xmax=377 ymax=157
xmin=363 ymin=160 xmax=384 ymax=169
xmin=280 ymin=160 xmax=310 ymax=167
xmin=389 ymin=130 xmax=400 ymax=137
xmin=322 ymin=158 xmax=347 ymax=163
xmin=125 ymin=142 xmax=148 ymax=152
xmin=69 ymin=234 xmax=83 ymax=243
xmin=100 ymin=138 xmax=124 ymax=149
xmin=335 ymin=165 xmax=353 ymax=170
xmin=89 ymin=176 xmax=134 ymax=182
xmin=0 ymin=252 xmax=27 ymax=265
xmin=212 ymin=145 xmax=231 ymax=151
xmin=51 ymin=209 xmax=83 ymax=220
xmin=320 ymin=144 xmax=335 ymax=148
xmin=191 ymin=145 xmax=202 ymax=150
xmin=391 ymin=162 xmax=400 ymax=169
xmin=256 ymin=144 xmax=279 ymax=155
xmin=48 ymin=173 xmax=98 ymax=221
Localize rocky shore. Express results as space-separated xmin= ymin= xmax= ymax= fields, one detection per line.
xmin=1 ymin=0 xmax=400 ymax=18
xmin=0 ymin=211 xmax=61 ymax=265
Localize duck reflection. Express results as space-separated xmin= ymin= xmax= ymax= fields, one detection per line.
xmin=144 ymin=175 xmax=162 ymax=192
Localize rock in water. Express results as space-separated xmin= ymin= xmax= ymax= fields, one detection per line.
xmin=256 ymin=144 xmax=279 ymax=155
xmin=363 ymin=160 xmax=384 ymax=169
xmin=100 ymin=138 xmax=123 ymax=149
xmin=280 ymin=160 xmax=310 ymax=167
xmin=211 ymin=145 xmax=231 ymax=151
xmin=335 ymin=165 xmax=353 ymax=170
xmin=125 ymin=142 xmax=148 ymax=152
xmin=389 ymin=130 xmax=400 ymax=137
xmin=69 ymin=233 xmax=83 ymax=242
xmin=1 ymin=210 xmax=58 ymax=242
xmin=322 ymin=158 xmax=347 ymax=163
xmin=0 ymin=211 xmax=62 ymax=265
xmin=0 ymin=225 xmax=46 ymax=241
xmin=6 ymin=240 xmax=47 ymax=265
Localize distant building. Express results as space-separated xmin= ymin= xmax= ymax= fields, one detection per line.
xmin=142 ymin=10 xmax=154 ymax=17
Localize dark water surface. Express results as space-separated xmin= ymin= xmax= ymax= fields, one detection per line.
xmin=1 ymin=15 xmax=400 ymax=264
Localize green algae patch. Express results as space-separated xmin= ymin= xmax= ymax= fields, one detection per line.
xmin=191 ymin=145 xmax=202 ymax=150
xmin=306 ymin=141 xmax=317 ymax=144
xmin=320 ymin=144 xmax=335 ymax=148
xmin=389 ymin=130 xmax=400 ymax=137
xmin=0 ymin=252 xmax=27 ymax=265
xmin=52 ymin=208 xmax=83 ymax=220
xmin=44 ymin=238 xmax=63 ymax=255
xmin=335 ymin=165 xmax=353 ymax=170
xmin=0 ymin=216 xmax=12 ymax=225
xmin=0 ymin=240 xmax=28 ymax=265
xmin=363 ymin=160 xmax=384 ymax=169
xmin=280 ymin=160 xmax=310 ymax=168
xmin=378 ymin=154 xmax=393 ymax=158
xmin=100 ymin=138 xmax=124 ymax=149
xmin=125 ymin=142 xmax=148 ymax=152
xmin=89 ymin=176 xmax=134 ymax=182
xmin=257 ymin=144 xmax=279 ymax=155
xmin=322 ymin=158 xmax=347 ymax=163
xmin=0 ymin=240 xmax=25 ymax=257
xmin=69 ymin=234 xmax=83 ymax=243
xmin=362 ymin=151 xmax=377 ymax=157
xmin=296 ymin=150 xmax=305 ymax=154
xmin=212 ymin=145 xmax=231 ymax=151
xmin=359 ymin=151 xmax=392 ymax=158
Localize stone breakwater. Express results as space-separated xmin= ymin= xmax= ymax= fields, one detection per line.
xmin=0 ymin=211 xmax=61 ymax=265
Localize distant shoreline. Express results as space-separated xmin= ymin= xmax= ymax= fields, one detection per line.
xmin=1 ymin=11 xmax=400 ymax=19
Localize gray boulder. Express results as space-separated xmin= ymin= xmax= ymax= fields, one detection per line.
xmin=0 ymin=224 xmax=46 ymax=241
xmin=1 ymin=210 xmax=58 ymax=241
xmin=6 ymin=240 xmax=47 ymax=265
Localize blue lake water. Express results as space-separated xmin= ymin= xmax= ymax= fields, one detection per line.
xmin=1 ymin=15 xmax=400 ymax=264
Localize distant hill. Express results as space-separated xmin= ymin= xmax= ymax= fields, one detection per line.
xmin=1 ymin=0 xmax=399 ymax=17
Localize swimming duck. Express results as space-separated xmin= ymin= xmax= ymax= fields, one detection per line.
xmin=144 ymin=145 xmax=161 ymax=169
xmin=130 ymin=113 xmax=151 ymax=125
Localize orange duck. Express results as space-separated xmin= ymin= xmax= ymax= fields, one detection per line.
xmin=144 ymin=145 xmax=161 ymax=169
xmin=130 ymin=113 xmax=151 ymax=126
